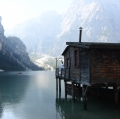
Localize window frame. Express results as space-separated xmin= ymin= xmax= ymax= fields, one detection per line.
xmin=74 ymin=49 xmax=80 ymax=68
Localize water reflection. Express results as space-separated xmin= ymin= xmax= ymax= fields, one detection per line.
xmin=0 ymin=71 xmax=57 ymax=119
xmin=0 ymin=71 xmax=119 ymax=119
xmin=55 ymin=78 xmax=120 ymax=119
xmin=0 ymin=72 xmax=30 ymax=118
xmin=56 ymin=95 xmax=120 ymax=119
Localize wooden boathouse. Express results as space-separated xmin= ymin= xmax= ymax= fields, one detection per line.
xmin=55 ymin=27 xmax=120 ymax=110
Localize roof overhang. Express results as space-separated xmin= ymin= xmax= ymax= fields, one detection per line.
xmin=61 ymin=46 xmax=69 ymax=55
xmin=66 ymin=42 xmax=120 ymax=49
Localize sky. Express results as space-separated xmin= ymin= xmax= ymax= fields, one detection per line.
xmin=0 ymin=0 xmax=72 ymax=30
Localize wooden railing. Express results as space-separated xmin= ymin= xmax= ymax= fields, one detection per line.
xmin=55 ymin=68 xmax=70 ymax=80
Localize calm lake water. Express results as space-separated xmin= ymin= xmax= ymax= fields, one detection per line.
xmin=0 ymin=71 xmax=119 ymax=119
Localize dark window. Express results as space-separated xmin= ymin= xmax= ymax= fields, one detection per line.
xmin=111 ymin=52 xmax=117 ymax=61
xmin=95 ymin=51 xmax=102 ymax=61
xmin=74 ymin=50 xmax=77 ymax=67
xmin=66 ymin=58 xmax=69 ymax=67
xmin=117 ymin=52 xmax=120 ymax=62
xmin=74 ymin=49 xmax=79 ymax=67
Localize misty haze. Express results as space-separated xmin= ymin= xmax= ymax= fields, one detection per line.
xmin=0 ymin=0 xmax=120 ymax=119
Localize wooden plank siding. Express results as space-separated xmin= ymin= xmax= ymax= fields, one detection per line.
xmin=69 ymin=47 xmax=80 ymax=83
xmin=90 ymin=49 xmax=120 ymax=84
xmin=61 ymin=42 xmax=120 ymax=86
xmin=80 ymin=49 xmax=90 ymax=85
xmin=63 ymin=47 xmax=80 ymax=83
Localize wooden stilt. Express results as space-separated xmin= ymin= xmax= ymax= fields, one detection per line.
xmin=64 ymin=80 xmax=67 ymax=99
xmin=59 ymin=91 xmax=61 ymax=99
xmin=106 ymin=86 xmax=108 ymax=90
xmin=76 ymin=83 xmax=81 ymax=102
xmin=56 ymin=78 xmax=58 ymax=99
xmin=83 ymin=95 xmax=87 ymax=110
xmin=56 ymin=78 xmax=58 ymax=91
xmin=59 ymin=78 xmax=61 ymax=99
xmin=113 ymin=86 xmax=118 ymax=107
xmin=72 ymin=82 xmax=75 ymax=101
xmin=56 ymin=89 xmax=58 ymax=100
xmin=82 ymin=85 xmax=88 ymax=110
xmin=59 ymin=78 xmax=61 ymax=93
xmin=97 ymin=87 xmax=101 ymax=101
xmin=78 ymin=84 xmax=81 ymax=99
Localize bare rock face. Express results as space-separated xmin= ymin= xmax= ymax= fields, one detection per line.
xmin=0 ymin=16 xmax=4 ymax=36
xmin=0 ymin=16 xmax=43 ymax=71
xmin=4 ymin=36 xmax=42 ymax=71
xmin=0 ymin=16 xmax=4 ymax=50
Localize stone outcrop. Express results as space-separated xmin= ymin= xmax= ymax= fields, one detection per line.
xmin=0 ymin=16 xmax=43 ymax=71
xmin=0 ymin=16 xmax=4 ymax=35
xmin=0 ymin=16 xmax=4 ymax=50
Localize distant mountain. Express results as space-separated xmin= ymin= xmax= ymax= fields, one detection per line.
xmin=6 ymin=10 xmax=62 ymax=55
xmin=51 ymin=0 xmax=120 ymax=56
xmin=5 ymin=0 xmax=120 ymax=57
xmin=0 ymin=17 xmax=43 ymax=71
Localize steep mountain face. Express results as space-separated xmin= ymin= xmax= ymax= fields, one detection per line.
xmin=0 ymin=16 xmax=4 ymax=50
xmin=51 ymin=0 xmax=120 ymax=56
xmin=0 ymin=17 xmax=43 ymax=71
xmin=4 ymin=36 xmax=43 ymax=70
xmin=5 ymin=0 xmax=120 ymax=57
xmin=6 ymin=10 xmax=62 ymax=54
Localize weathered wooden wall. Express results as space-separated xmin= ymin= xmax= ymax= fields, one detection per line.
xmin=90 ymin=49 xmax=120 ymax=84
xmin=80 ymin=49 xmax=90 ymax=85
xmin=63 ymin=47 xmax=80 ymax=83
xmin=63 ymin=47 xmax=70 ymax=80
xmin=69 ymin=47 xmax=80 ymax=83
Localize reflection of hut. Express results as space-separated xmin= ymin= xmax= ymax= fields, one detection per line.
xmin=56 ymin=27 xmax=120 ymax=110
xmin=56 ymin=98 xmax=84 ymax=119
xmin=56 ymin=97 xmax=120 ymax=119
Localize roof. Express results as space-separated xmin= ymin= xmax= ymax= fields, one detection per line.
xmin=66 ymin=42 xmax=120 ymax=49
xmin=61 ymin=46 xmax=69 ymax=55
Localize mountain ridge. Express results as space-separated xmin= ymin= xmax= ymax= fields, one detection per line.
xmin=0 ymin=16 xmax=43 ymax=71
xmin=5 ymin=0 xmax=120 ymax=57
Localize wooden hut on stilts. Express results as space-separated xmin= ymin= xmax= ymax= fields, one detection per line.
xmin=55 ymin=27 xmax=120 ymax=110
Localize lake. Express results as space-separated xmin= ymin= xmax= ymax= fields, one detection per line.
xmin=0 ymin=71 xmax=119 ymax=119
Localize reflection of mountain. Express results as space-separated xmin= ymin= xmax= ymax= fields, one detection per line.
xmin=0 ymin=73 xmax=30 ymax=117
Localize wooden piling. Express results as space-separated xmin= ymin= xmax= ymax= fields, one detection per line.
xmin=82 ymin=85 xmax=88 ymax=110
xmin=59 ymin=91 xmax=61 ymax=99
xmin=72 ymin=82 xmax=75 ymax=101
xmin=59 ymin=78 xmax=61 ymax=93
xmin=113 ymin=86 xmax=118 ymax=107
xmin=97 ymin=87 xmax=101 ymax=101
xmin=56 ymin=78 xmax=58 ymax=91
xmin=64 ymin=80 xmax=67 ymax=99
xmin=56 ymin=78 xmax=58 ymax=99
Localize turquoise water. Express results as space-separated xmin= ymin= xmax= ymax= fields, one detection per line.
xmin=0 ymin=71 xmax=119 ymax=119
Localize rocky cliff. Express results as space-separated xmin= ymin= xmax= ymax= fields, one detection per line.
xmin=0 ymin=16 xmax=43 ymax=71
xmin=6 ymin=11 xmax=62 ymax=55
xmin=0 ymin=16 xmax=4 ymax=50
